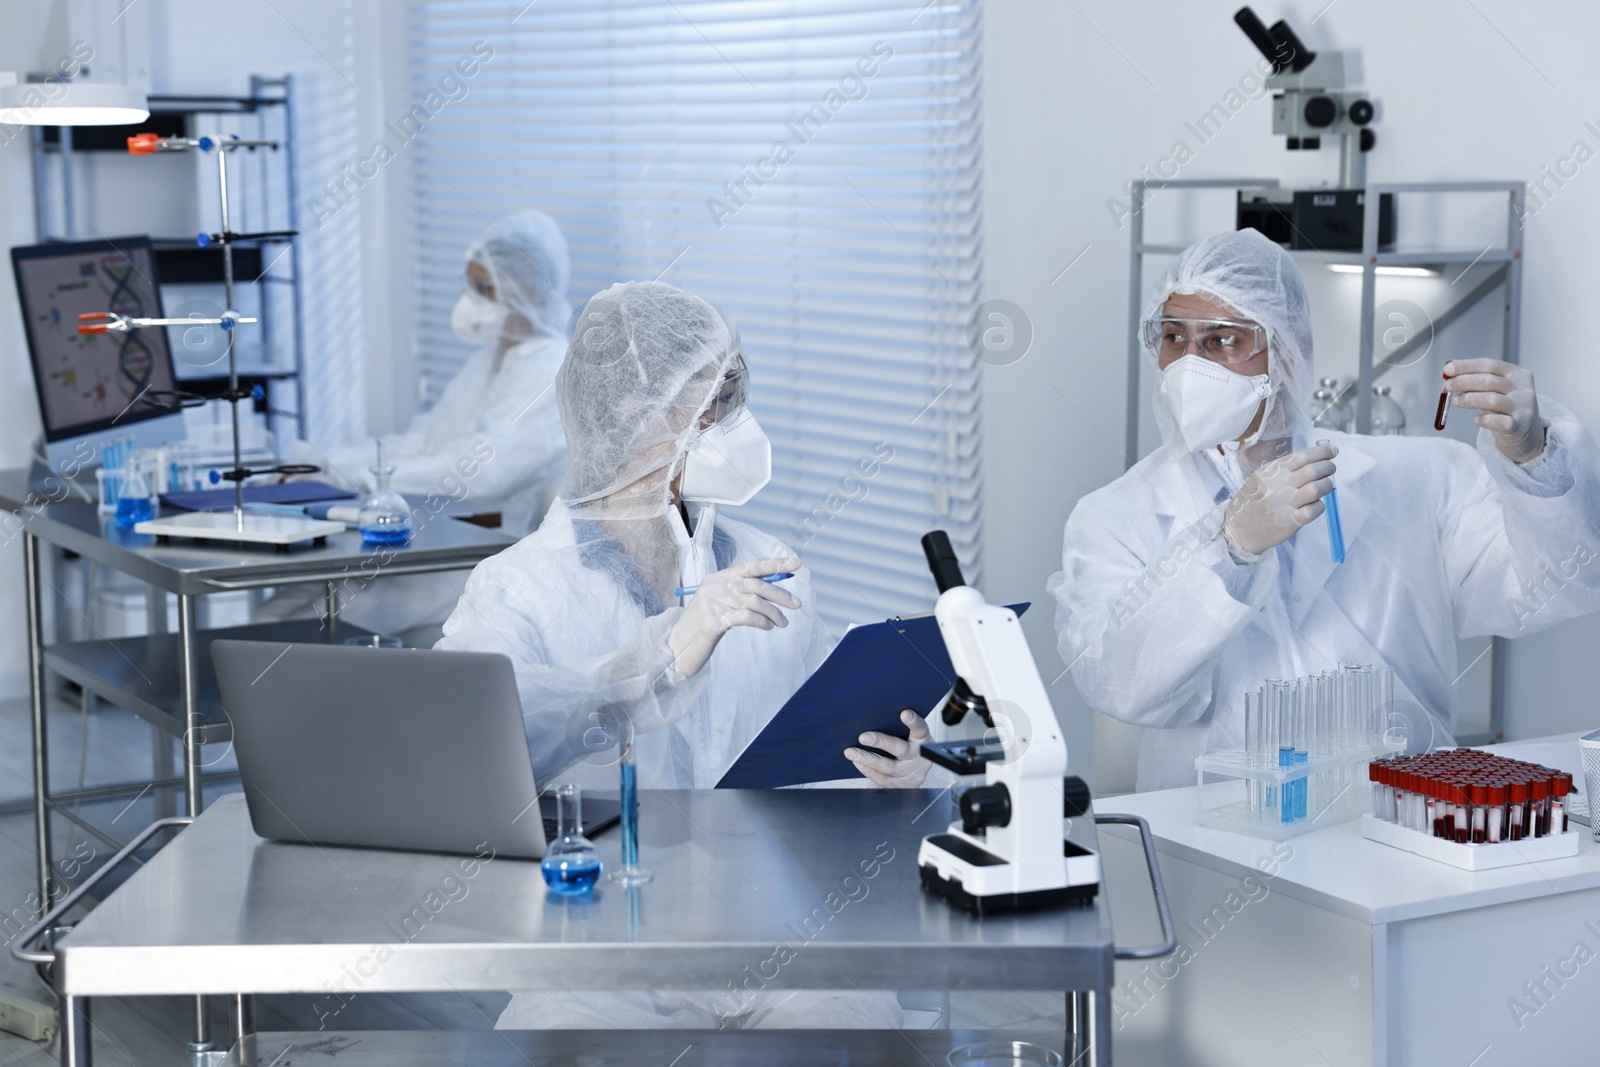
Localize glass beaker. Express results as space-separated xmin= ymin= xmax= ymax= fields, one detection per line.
xmin=541 ymin=783 xmax=603 ymax=895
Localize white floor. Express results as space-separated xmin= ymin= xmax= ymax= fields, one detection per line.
xmin=0 ymin=694 xmax=1066 ymax=1064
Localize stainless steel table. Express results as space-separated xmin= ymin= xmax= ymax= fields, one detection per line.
xmin=29 ymin=789 xmax=1139 ymax=1066
xmin=1 ymin=469 xmax=513 ymax=1058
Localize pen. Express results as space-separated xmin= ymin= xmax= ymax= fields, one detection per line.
xmin=674 ymin=572 xmax=794 ymax=598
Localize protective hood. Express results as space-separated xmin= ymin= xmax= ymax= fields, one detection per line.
xmin=1145 ymin=229 xmax=1315 ymax=455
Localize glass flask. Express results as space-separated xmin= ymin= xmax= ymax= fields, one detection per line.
xmin=357 ymin=441 xmax=412 ymax=544
xmin=540 ymin=783 xmax=603 ymax=895
xmin=115 ymin=462 xmax=155 ymax=527
xmin=1311 ymin=377 xmax=1351 ymax=432
xmin=1370 ymin=384 xmax=1407 ymax=436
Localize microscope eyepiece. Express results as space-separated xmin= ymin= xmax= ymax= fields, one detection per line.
xmin=921 ymin=529 xmax=966 ymax=593
xmin=1233 ymin=7 xmax=1287 ymax=73
xmin=1267 ymin=18 xmax=1316 ymax=72
xmin=1233 ymin=7 xmax=1316 ymax=74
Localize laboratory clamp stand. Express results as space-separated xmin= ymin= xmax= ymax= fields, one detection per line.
xmin=915 ymin=530 xmax=1102 ymax=914
xmin=77 ymin=132 xmax=339 ymax=547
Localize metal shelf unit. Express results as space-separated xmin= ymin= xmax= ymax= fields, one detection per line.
xmin=1124 ymin=179 xmax=1525 ymax=747
xmin=29 ymin=75 xmax=309 ymax=444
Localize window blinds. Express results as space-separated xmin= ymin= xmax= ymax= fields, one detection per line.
xmin=407 ymin=0 xmax=984 ymax=633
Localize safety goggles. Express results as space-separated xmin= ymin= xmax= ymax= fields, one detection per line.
xmin=697 ymin=352 xmax=749 ymax=430
xmin=1140 ymin=317 xmax=1268 ymax=365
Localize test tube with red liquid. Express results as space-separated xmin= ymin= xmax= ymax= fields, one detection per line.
xmin=1434 ymin=371 xmax=1451 ymax=431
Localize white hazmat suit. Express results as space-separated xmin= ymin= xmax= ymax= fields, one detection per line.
xmin=435 ymin=280 xmax=901 ymax=1030
xmin=278 ymin=210 xmax=572 ymax=633
xmin=1050 ymin=230 xmax=1600 ymax=791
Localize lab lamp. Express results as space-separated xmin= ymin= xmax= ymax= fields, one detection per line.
xmin=0 ymin=73 xmax=149 ymax=126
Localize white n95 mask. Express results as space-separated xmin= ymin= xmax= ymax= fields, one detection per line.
xmin=1159 ymin=354 xmax=1271 ymax=451
xmin=679 ymin=409 xmax=772 ymax=506
xmin=451 ymin=290 xmax=507 ymax=345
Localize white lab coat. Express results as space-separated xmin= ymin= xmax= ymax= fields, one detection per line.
xmin=435 ymin=500 xmax=903 ymax=1029
xmin=275 ymin=335 xmax=567 ymax=634
xmin=309 ymin=335 xmax=567 ymax=537
xmin=1051 ymin=405 xmax=1600 ymax=792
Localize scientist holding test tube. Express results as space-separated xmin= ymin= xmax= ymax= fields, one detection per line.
xmin=1043 ymin=230 xmax=1600 ymax=793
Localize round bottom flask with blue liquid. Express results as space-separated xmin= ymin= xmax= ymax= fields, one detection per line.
xmin=357 ymin=441 xmax=412 ymax=544
xmin=541 ymin=783 xmax=603 ymax=895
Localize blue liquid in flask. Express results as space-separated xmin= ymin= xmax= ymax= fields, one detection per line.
xmin=541 ymin=853 xmax=602 ymax=895
xmin=116 ymin=495 xmax=154 ymax=527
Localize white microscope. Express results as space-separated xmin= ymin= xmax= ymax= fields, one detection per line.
xmin=915 ymin=531 xmax=1101 ymax=914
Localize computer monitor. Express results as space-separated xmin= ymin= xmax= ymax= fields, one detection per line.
xmin=11 ymin=236 xmax=185 ymax=476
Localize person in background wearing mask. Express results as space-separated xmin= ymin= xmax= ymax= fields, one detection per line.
xmin=436 ymin=280 xmax=901 ymax=1030
xmin=1045 ymin=228 xmax=1600 ymax=792
xmin=265 ymin=209 xmax=572 ymax=638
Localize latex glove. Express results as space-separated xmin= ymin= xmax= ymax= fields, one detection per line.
xmin=845 ymin=710 xmax=932 ymax=788
xmin=1222 ymin=442 xmax=1338 ymax=557
xmin=1444 ymin=359 xmax=1544 ymax=464
xmin=666 ymin=556 xmax=801 ymax=677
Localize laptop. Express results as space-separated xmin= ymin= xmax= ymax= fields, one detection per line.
xmin=211 ymin=640 xmax=619 ymax=860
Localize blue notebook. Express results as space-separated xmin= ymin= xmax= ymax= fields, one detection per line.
xmin=159 ymin=480 xmax=357 ymax=512
xmin=716 ymin=602 xmax=1029 ymax=789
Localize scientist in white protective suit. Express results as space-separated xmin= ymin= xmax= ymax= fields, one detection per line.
xmin=435 ymin=280 xmax=904 ymax=1030
xmin=266 ymin=209 xmax=572 ymax=636
xmin=1048 ymin=228 xmax=1600 ymax=792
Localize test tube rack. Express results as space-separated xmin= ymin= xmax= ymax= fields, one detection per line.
xmin=1360 ymin=815 xmax=1579 ymax=871
xmin=1194 ymin=663 xmax=1396 ymax=840
xmin=1361 ymin=749 xmax=1580 ymax=870
xmin=1195 ymin=746 xmax=1377 ymax=840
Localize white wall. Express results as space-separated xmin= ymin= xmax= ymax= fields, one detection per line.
xmin=981 ymin=0 xmax=1600 ymax=794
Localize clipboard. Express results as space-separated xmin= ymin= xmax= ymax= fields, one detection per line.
xmin=716 ymin=602 xmax=1029 ymax=789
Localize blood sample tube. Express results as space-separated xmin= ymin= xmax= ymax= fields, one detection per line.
xmin=1509 ymin=780 xmax=1527 ymax=841
xmin=1552 ymin=774 xmax=1571 ymax=833
xmin=1532 ymin=776 xmax=1550 ymax=838
xmin=1487 ymin=783 xmax=1505 ymax=843
xmin=1434 ymin=371 xmax=1451 ymax=432
xmin=1454 ymin=783 xmax=1471 ymax=844
xmin=1429 ymin=780 xmax=1445 ymax=838
xmin=1471 ymin=784 xmax=1488 ymax=844
xmin=1441 ymin=778 xmax=1456 ymax=840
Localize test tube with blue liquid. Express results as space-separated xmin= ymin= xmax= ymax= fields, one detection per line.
xmin=1317 ymin=439 xmax=1345 ymax=565
xmin=610 ymin=742 xmax=653 ymax=886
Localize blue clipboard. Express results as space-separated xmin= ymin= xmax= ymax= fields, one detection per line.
xmin=716 ymin=602 xmax=1029 ymax=789
xmin=159 ymin=480 xmax=357 ymax=512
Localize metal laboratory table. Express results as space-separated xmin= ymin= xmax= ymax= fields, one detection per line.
xmin=0 ymin=469 xmax=513 ymax=901
xmin=18 ymin=789 xmax=1172 ymax=1067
